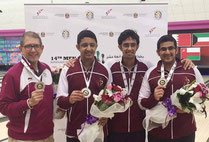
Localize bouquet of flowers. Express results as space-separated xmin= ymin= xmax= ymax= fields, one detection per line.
xmin=143 ymin=81 xmax=209 ymax=142
xmin=170 ymin=80 xmax=209 ymax=115
xmin=143 ymin=80 xmax=209 ymax=132
xmin=78 ymin=84 xmax=133 ymax=142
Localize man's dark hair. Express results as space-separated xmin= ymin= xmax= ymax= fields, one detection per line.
xmin=157 ymin=35 xmax=177 ymax=50
xmin=118 ymin=29 xmax=140 ymax=46
xmin=20 ymin=31 xmax=42 ymax=47
xmin=77 ymin=30 xmax=97 ymax=45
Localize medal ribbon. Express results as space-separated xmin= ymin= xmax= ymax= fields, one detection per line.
xmin=21 ymin=57 xmax=41 ymax=81
xmin=120 ymin=62 xmax=137 ymax=95
xmin=79 ymin=58 xmax=95 ymax=114
xmin=160 ymin=61 xmax=176 ymax=86
xmin=79 ymin=59 xmax=95 ymax=89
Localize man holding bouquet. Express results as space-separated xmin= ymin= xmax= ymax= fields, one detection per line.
xmin=105 ymin=29 xmax=150 ymax=142
xmin=138 ymin=35 xmax=204 ymax=142
xmin=56 ymin=30 xmax=109 ymax=142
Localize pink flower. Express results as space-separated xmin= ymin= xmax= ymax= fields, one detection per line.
xmin=112 ymin=92 xmax=124 ymax=102
xmin=198 ymin=91 xmax=203 ymax=98
xmin=107 ymin=84 xmax=112 ymax=90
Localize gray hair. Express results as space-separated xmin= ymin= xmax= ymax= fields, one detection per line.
xmin=20 ymin=31 xmax=42 ymax=46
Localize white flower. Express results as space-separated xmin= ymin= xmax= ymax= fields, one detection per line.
xmin=106 ymin=89 xmax=113 ymax=97
xmin=189 ymin=92 xmax=203 ymax=111
xmin=121 ymin=88 xmax=127 ymax=96
xmin=178 ymin=88 xmax=187 ymax=95
xmin=93 ymin=94 xmax=101 ymax=102
xmin=188 ymin=83 xmax=197 ymax=91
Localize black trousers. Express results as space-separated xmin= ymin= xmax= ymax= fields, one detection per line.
xmin=148 ymin=132 xmax=195 ymax=142
xmin=107 ymin=130 xmax=145 ymax=142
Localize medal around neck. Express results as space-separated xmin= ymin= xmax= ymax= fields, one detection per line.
xmin=82 ymin=88 xmax=91 ymax=98
xmin=35 ymin=81 xmax=45 ymax=90
xmin=158 ymin=78 xmax=167 ymax=86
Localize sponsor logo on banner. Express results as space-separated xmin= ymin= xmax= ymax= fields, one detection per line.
xmin=106 ymin=8 xmax=112 ymax=16
xmin=149 ymin=27 xmax=156 ymax=34
xmin=98 ymin=31 xmax=120 ymax=36
xmin=154 ymin=11 xmax=162 ymax=20
xmin=37 ymin=9 xmax=43 ymax=16
xmin=109 ymin=32 xmax=114 ymax=37
xmin=38 ymin=32 xmax=54 ymax=37
xmin=65 ymin=13 xmax=70 ymax=19
xmin=123 ymin=12 xmax=146 ymax=18
xmin=62 ymin=30 xmax=70 ymax=39
xmin=145 ymin=27 xmax=160 ymax=37
xmin=133 ymin=13 xmax=138 ymax=18
xmin=33 ymin=9 xmax=48 ymax=19
xmin=41 ymin=32 xmax=45 ymax=37
xmin=133 ymin=29 xmax=138 ymax=34
xmin=86 ymin=11 xmax=94 ymax=20
xmin=101 ymin=8 xmax=116 ymax=19
xmin=54 ymin=13 xmax=79 ymax=18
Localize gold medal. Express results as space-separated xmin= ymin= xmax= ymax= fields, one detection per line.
xmin=35 ymin=82 xmax=45 ymax=90
xmin=81 ymin=88 xmax=91 ymax=98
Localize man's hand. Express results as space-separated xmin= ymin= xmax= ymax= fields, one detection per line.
xmin=181 ymin=59 xmax=195 ymax=70
xmin=28 ymin=89 xmax=44 ymax=107
xmin=98 ymin=117 xmax=108 ymax=126
xmin=69 ymin=90 xmax=85 ymax=104
xmin=65 ymin=58 xmax=76 ymax=68
xmin=176 ymin=109 xmax=186 ymax=113
xmin=154 ymin=85 xmax=165 ymax=101
xmin=55 ymin=108 xmax=66 ymax=119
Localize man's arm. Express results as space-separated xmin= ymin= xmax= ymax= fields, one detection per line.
xmin=0 ymin=74 xmax=30 ymax=118
xmin=56 ymin=66 xmax=72 ymax=110
xmin=138 ymin=69 xmax=159 ymax=110
xmin=193 ymin=66 xmax=204 ymax=83
xmin=56 ymin=66 xmax=85 ymax=110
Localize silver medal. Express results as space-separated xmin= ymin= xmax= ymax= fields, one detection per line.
xmin=158 ymin=78 xmax=167 ymax=86
xmin=81 ymin=88 xmax=91 ymax=98
xmin=35 ymin=81 xmax=45 ymax=90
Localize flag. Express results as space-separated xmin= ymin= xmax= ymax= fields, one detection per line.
xmin=172 ymin=34 xmax=191 ymax=47
xmin=193 ymin=33 xmax=209 ymax=46
xmin=181 ymin=48 xmax=200 ymax=61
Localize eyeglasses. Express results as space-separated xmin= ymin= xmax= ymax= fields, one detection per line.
xmin=80 ymin=43 xmax=96 ymax=48
xmin=159 ymin=46 xmax=176 ymax=52
xmin=23 ymin=44 xmax=41 ymax=50
xmin=122 ymin=43 xmax=137 ymax=48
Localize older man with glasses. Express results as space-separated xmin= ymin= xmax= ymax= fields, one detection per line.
xmin=0 ymin=31 xmax=54 ymax=142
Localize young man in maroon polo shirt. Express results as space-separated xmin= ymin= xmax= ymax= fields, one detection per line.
xmin=56 ymin=30 xmax=109 ymax=142
xmin=138 ymin=35 xmax=204 ymax=142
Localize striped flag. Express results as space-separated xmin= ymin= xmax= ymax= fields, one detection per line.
xmin=172 ymin=34 xmax=191 ymax=47
xmin=193 ymin=33 xmax=209 ymax=46
xmin=181 ymin=47 xmax=200 ymax=61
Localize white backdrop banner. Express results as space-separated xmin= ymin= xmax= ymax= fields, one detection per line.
xmin=24 ymin=3 xmax=168 ymax=68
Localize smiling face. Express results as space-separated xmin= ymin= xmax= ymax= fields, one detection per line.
xmin=76 ymin=37 xmax=97 ymax=62
xmin=119 ymin=37 xmax=139 ymax=60
xmin=19 ymin=36 xmax=44 ymax=66
xmin=157 ymin=41 xmax=178 ymax=65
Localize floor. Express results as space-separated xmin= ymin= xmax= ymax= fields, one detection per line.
xmin=1 ymin=111 xmax=209 ymax=142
